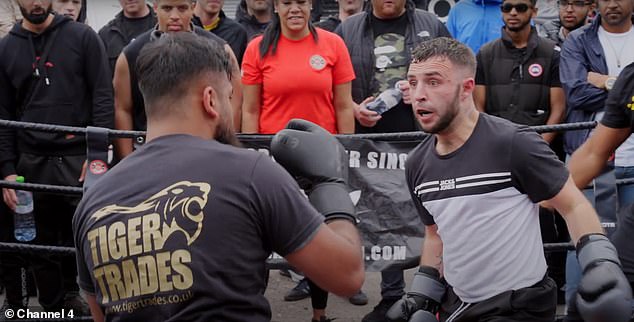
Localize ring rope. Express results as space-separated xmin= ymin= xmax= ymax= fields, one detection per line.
xmin=0 ymin=120 xmax=145 ymax=139
xmin=0 ymin=120 xmax=598 ymax=141
xmin=0 ymin=241 xmax=575 ymax=257
xmin=0 ymin=181 xmax=83 ymax=195
xmin=3 ymin=177 xmax=634 ymax=196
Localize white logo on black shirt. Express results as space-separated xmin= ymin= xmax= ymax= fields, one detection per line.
xmin=414 ymin=172 xmax=511 ymax=197
xmin=439 ymin=179 xmax=455 ymax=191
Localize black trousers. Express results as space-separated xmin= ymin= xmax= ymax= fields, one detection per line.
xmin=307 ymin=279 xmax=328 ymax=310
xmin=0 ymin=153 xmax=83 ymax=309
xmin=439 ymin=275 xmax=557 ymax=322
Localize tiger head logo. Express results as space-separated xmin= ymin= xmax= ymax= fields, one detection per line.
xmin=91 ymin=181 xmax=211 ymax=246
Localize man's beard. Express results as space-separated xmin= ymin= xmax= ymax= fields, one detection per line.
xmin=563 ymin=17 xmax=587 ymax=32
xmin=215 ymin=120 xmax=242 ymax=147
xmin=19 ymin=5 xmax=53 ymax=25
xmin=602 ymin=11 xmax=629 ymax=28
xmin=506 ymin=19 xmax=531 ymax=32
xmin=425 ymin=86 xmax=461 ymax=134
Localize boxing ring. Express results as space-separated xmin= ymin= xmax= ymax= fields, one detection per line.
xmin=0 ymin=119 xmax=624 ymax=321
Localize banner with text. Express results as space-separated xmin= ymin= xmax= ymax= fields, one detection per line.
xmin=242 ymin=136 xmax=424 ymax=271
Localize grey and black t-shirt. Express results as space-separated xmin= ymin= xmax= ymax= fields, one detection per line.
xmin=406 ymin=113 xmax=568 ymax=302
xmin=73 ymin=134 xmax=323 ymax=321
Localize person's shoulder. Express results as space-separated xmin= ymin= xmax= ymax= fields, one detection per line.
xmin=193 ymin=26 xmax=226 ymax=44
xmin=340 ymin=11 xmax=367 ymax=29
xmin=567 ymin=21 xmax=594 ymax=41
xmin=122 ymin=29 xmax=152 ymax=56
xmin=247 ymin=33 xmax=264 ymax=47
xmin=406 ymin=133 xmax=434 ymax=163
xmin=479 ymin=113 xmax=525 ymax=136
xmin=59 ymin=19 xmax=102 ymax=45
xmin=534 ymin=35 xmax=561 ymax=58
xmin=477 ymin=38 xmax=501 ymax=55
xmin=536 ymin=34 xmax=558 ymax=49
xmin=63 ymin=19 xmax=95 ymax=34
xmin=98 ymin=12 xmax=124 ymax=35
xmin=221 ymin=15 xmax=246 ymax=31
xmin=412 ymin=8 xmax=444 ymax=24
xmin=316 ymin=27 xmax=343 ymax=41
xmin=412 ymin=8 xmax=437 ymax=18
xmin=151 ymin=135 xmax=267 ymax=165
xmin=315 ymin=16 xmax=339 ymax=31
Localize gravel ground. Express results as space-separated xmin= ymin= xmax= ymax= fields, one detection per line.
xmin=266 ymin=269 xmax=417 ymax=322
xmin=0 ymin=267 xmax=564 ymax=321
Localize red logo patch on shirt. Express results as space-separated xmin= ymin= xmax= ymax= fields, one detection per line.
xmin=528 ymin=64 xmax=543 ymax=78
xmin=89 ymin=160 xmax=108 ymax=175
xmin=309 ymin=55 xmax=326 ymax=71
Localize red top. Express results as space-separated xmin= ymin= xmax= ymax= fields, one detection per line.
xmin=242 ymin=28 xmax=355 ymax=134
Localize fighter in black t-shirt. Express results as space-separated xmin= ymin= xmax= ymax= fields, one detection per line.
xmin=390 ymin=37 xmax=632 ymax=322
xmin=570 ymin=61 xmax=634 ymax=298
xmin=73 ymin=33 xmax=363 ymax=322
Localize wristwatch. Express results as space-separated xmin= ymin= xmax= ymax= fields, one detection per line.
xmin=605 ymin=76 xmax=617 ymax=91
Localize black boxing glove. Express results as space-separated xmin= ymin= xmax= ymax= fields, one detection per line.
xmin=408 ymin=310 xmax=438 ymax=322
xmin=576 ymin=233 xmax=633 ymax=322
xmin=270 ymin=119 xmax=356 ymax=224
xmin=386 ymin=266 xmax=445 ymax=322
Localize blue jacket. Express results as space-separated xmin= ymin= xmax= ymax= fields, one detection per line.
xmin=446 ymin=0 xmax=504 ymax=54
xmin=560 ymin=16 xmax=608 ymax=154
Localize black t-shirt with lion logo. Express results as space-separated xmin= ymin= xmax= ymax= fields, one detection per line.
xmin=73 ymin=134 xmax=324 ymax=321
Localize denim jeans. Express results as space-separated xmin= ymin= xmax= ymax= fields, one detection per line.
xmin=616 ymin=166 xmax=634 ymax=209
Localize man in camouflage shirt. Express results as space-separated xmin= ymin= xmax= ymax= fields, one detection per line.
xmin=334 ymin=1 xmax=450 ymax=321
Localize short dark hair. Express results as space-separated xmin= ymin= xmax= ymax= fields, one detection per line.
xmin=137 ymin=32 xmax=231 ymax=118
xmin=411 ymin=37 xmax=477 ymax=76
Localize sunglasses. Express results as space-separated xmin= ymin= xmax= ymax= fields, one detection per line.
xmin=500 ymin=3 xmax=532 ymax=12
xmin=557 ymin=0 xmax=592 ymax=8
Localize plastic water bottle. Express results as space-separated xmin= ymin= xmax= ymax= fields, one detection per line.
xmin=13 ymin=176 xmax=36 ymax=242
xmin=366 ymin=83 xmax=403 ymax=115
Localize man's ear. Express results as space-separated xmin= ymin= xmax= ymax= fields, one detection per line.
xmin=202 ymin=85 xmax=220 ymax=119
xmin=531 ymin=5 xmax=538 ymax=19
xmin=462 ymin=78 xmax=476 ymax=99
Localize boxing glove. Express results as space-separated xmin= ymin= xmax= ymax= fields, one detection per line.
xmin=409 ymin=310 xmax=438 ymax=322
xmin=576 ymin=233 xmax=633 ymax=322
xmin=271 ymin=119 xmax=356 ymax=224
xmin=386 ymin=266 xmax=445 ymax=322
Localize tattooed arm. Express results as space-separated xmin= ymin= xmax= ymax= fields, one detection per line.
xmin=421 ymin=224 xmax=443 ymax=277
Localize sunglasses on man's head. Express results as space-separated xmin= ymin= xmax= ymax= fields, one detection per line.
xmin=500 ymin=2 xmax=532 ymax=12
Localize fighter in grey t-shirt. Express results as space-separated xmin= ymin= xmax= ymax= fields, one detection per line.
xmin=406 ymin=113 xmax=568 ymax=302
xmin=387 ymin=37 xmax=631 ymax=322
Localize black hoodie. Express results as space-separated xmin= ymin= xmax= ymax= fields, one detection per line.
xmin=235 ymin=0 xmax=271 ymax=40
xmin=0 ymin=15 xmax=113 ymax=178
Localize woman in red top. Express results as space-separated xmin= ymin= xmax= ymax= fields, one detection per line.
xmin=241 ymin=0 xmax=356 ymax=135
xmin=241 ymin=1 xmax=358 ymax=321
